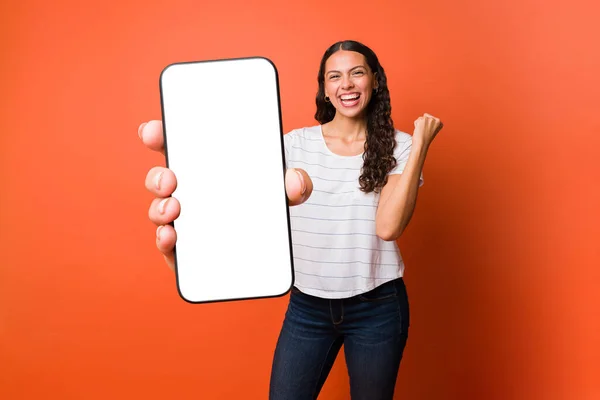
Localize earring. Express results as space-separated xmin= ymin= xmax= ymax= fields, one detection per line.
xmin=325 ymin=96 xmax=330 ymax=102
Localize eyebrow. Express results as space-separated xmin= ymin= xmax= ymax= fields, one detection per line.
xmin=326 ymin=65 xmax=367 ymax=75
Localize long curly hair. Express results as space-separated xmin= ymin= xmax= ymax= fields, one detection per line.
xmin=314 ymin=40 xmax=397 ymax=194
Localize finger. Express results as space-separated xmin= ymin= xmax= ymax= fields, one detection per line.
xmin=139 ymin=120 xmax=165 ymax=154
xmin=414 ymin=116 xmax=424 ymax=128
xmin=285 ymin=168 xmax=313 ymax=206
xmin=148 ymin=196 xmax=181 ymax=226
xmin=434 ymin=121 xmax=444 ymax=135
xmin=424 ymin=113 xmax=440 ymax=123
xmin=156 ymin=224 xmax=177 ymax=272
xmin=145 ymin=166 xmax=178 ymax=197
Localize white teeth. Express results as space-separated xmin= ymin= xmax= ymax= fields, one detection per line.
xmin=341 ymin=94 xmax=359 ymax=100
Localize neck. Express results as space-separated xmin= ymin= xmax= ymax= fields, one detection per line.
xmin=325 ymin=113 xmax=368 ymax=142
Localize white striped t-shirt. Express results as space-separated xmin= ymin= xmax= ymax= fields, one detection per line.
xmin=283 ymin=125 xmax=424 ymax=299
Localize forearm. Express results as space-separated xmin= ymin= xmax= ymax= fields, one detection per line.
xmin=376 ymin=140 xmax=429 ymax=241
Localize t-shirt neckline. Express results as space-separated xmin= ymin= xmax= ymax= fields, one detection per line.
xmin=317 ymin=125 xmax=365 ymax=159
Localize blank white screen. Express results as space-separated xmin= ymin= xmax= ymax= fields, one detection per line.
xmin=159 ymin=57 xmax=293 ymax=303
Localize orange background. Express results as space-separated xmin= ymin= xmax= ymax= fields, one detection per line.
xmin=1 ymin=0 xmax=599 ymax=399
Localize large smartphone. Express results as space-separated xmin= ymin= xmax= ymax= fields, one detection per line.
xmin=159 ymin=57 xmax=294 ymax=303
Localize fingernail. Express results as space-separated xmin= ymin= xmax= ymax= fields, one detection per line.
xmin=294 ymin=169 xmax=306 ymax=195
xmin=158 ymin=198 xmax=169 ymax=214
xmin=156 ymin=225 xmax=163 ymax=242
xmin=138 ymin=122 xmax=148 ymax=139
xmin=155 ymin=170 xmax=163 ymax=190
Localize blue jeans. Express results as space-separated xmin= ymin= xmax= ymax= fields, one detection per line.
xmin=269 ymin=278 xmax=410 ymax=400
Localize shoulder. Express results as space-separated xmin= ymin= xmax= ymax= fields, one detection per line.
xmin=394 ymin=129 xmax=413 ymax=148
xmin=284 ymin=125 xmax=321 ymax=147
xmin=392 ymin=129 xmax=414 ymax=155
xmin=285 ymin=125 xmax=321 ymax=139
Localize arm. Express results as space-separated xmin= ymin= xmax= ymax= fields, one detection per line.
xmin=375 ymin=140 xmax=428 ymax=241
xmin=375 ymin=113 xmax=443 ymax=241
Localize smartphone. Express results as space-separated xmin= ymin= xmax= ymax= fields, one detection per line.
xmin=159 ymin=57 xmax=294 ymax=303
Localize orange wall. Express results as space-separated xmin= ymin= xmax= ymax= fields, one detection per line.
xmin=1 ymin=0 xmax=599 ymax=399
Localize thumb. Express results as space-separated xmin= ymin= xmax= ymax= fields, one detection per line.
xmin=285 ymin=168 xmax=312 ymax=206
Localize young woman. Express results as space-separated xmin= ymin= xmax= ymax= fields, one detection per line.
xmin=139 ymin=40 xmax=443 ymax=400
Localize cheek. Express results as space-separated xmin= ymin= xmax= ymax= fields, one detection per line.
xmin=360 ymin=81 xmax=376 ymax=101
xmin=358 ymin=78 xmax=374 ymax=92
xmin=361 ymin=94 xmax=372 ymax=107
xmin=324 ymin=82 xmax=336 ymax=97
xmin=359 ymin=83 xmax=372 ymax=98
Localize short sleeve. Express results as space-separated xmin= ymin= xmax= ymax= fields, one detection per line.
xmin=283 ymin=130 xmax=295 ymax=170
xmin=388 ymin=132 xmax=424 ymax=187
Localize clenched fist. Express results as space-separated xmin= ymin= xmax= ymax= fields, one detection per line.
xmin=413 ymin=113 xmax=444 ymax=147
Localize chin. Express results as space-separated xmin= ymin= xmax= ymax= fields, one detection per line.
xmin=336 ymin=107 xmax=367 ymax=120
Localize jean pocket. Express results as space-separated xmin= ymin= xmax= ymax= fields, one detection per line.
xmin=358 ymin=279 xmax=399 ymax=302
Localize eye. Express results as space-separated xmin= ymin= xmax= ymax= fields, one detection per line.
xmin=353 ymin=70 xmax=365 ymax=76
xmin=328 ymin=74 xmax=340 ymax=79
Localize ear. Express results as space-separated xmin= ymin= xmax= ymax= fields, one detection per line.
xmin=373 ymin=72 xmax=379 ymax=90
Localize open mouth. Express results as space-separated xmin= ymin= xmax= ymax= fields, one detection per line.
xmin=339 ymin=93 xmax=360 ymax=107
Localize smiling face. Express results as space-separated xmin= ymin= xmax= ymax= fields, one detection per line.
xmin=323 ymin=50 xmax=378 ymax=120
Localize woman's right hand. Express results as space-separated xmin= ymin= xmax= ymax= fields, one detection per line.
xmin=138 ymin=120 xmax=312 ymax=272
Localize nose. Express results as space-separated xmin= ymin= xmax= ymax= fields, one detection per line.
xmin=341 ymin=74 xmax=354 ymax=89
